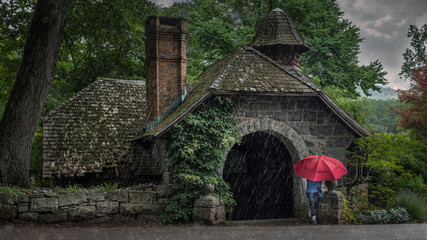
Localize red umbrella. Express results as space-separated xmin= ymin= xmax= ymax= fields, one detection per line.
xmin=293 ymin=155 xmax=347 ymax=181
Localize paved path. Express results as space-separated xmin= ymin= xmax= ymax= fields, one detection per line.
xmin=1 ymin=222 xmax=426 ymax=240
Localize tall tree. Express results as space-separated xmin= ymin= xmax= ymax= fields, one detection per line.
xmin=0 ymin=0 xmax=73 ymax=187
xmin=400 ymin=24 xmax=427 ymax=80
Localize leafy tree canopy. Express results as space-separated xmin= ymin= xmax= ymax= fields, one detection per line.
xmin=400 ymin=24 xmax=427 ymax=80
xmin=162 ymin=0 xmax=387 ymax=97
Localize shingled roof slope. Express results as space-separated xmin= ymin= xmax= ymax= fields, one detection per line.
xmin=138 ymin=46 xmax=320 ymax=139
xmin=138 ymin=45 xmax=372 ymax=140
xmin=43 ymin=78 xmax=146 ymax=178
xmin=250 ymin=8 xmax=310 ymax=53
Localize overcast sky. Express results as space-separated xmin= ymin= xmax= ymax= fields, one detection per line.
xmin=150 ymin=0 xmax=427 ymax=90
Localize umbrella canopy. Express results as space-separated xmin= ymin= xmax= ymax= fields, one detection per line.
xmin=293 ymin=155 xmax=347 ymax=181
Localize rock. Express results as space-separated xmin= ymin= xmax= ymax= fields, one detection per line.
xmin=17 ymin=212 xmax=38 ymax=222
xmin=68 ymin=206 xmax=96 ymax=221
xmin=120 ymin=203 xmax=161 ymax=215
xmin=0 ymin=204 xmax=17 ymax=220
xmin=96 ymin=201 xmax=119 ymax=214
xmin=129 ymin=191 xmax=156 ymax=204
xmin=106 ymin=191 xmax=128 ymax=203
xmin=58 ymin=192 xmax=88 ymax=207
xmin=30 ymin=197 xmax=58 ymax=212
xmin=38 ymin=213 xmax=67 ymax=223
xmin=87 ymin=191 xmax=105 ymax=202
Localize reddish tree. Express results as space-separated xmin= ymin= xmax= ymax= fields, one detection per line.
xmin=393 ymin=58 xmax=427 ymax=142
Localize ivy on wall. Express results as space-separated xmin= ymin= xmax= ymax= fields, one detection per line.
xmin=163 ymin=96 xmax=241 ymax=223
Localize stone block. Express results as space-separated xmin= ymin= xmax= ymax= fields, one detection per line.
xmin=288 ymin=122 xmax=309 ymax=135
xmin=18 ymin=204 xmax=28 ymax=213
xmin=30 ymin=197 xmax=58 ymax=212
xmin=309 ymin=125 xmax=333 ymax=136
xmin=44 ymin=192 xmax=57 ymax=197
xmin=194 ymin=196 xmax=220 ymax=208
xmin=18 ymin=212 xmax=38 ymax=222
xmin=106 ymin=191 xmax=128 ymax=203
xmin=87 ymin=191 xmax=105 ymax=202
xmin=193 ymin=207 xmax=216 ymax=222
xmin=29 ymin=193 xmax=44 ymax=198
xmin=156 ymin=184 xmax=172 ymax=198
xmin=68 ymin=206 xmax=96 ymax=221
xmin=0 ymin=204 xmax=17 ymax=220
xmin=58 ymin=192 xmax=88 ymax=207
xmin=0 ymin=193 xmax=13 ymax=204
xmin=288 ymin=112 xmax=302 ymax=121
xmin=303 ymin=111 xmax=317 ymax=122
xmin=120 ymin=203 xmax=162 ymax=216
xmin=129 ymin=191 xmax=156 ymax=204
xmin=273 ymin=112 xmax=287 ymax=121
xmin=96 ymin=201 xmax=119 ymax=214
xmin=38 ymin=213 xmax=67 ymax=224
xmin=280 ymin=100 xmax=296 ymax=110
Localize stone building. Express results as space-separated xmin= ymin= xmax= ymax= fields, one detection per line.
xmin=43 ymin=9 xmax=371 ymax=222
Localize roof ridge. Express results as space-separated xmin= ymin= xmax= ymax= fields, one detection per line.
xmin=244 ymin=46 xmax=319 ymax=92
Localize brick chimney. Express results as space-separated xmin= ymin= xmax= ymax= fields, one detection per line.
xmin=145 ymin=16 xmax=188 ymax=127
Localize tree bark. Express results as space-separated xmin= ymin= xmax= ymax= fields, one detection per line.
xmin=0 ymin=0 xmax=73 ymax=188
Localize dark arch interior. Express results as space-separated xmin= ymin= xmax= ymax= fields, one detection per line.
xmin=224 ymin=131 xmax=294 ymax=220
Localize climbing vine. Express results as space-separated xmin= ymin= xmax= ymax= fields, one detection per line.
xmin=163 ymin=96 xmax=241 ymax=223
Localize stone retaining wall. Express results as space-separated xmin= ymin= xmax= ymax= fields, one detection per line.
xmin=0 ymin=186 xmax=170 ymax=224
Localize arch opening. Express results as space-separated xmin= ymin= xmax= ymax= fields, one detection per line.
xmin=224 ymin=131 xmax=294 ymax=220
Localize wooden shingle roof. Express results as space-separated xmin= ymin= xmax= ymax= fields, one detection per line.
xmin=250 ymin=8 xmax=310 ymax=53
xmin=43 ymin=78 xmax=146 ymax=177
xmin=137 ymin=46 xmax=372 ymax=140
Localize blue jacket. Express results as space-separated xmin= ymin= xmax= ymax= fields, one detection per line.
xmin=306 ymin=179 xmax=322 ymax=193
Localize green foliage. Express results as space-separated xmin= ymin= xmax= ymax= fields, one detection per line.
xmin=0 ymin=185 xmax=24 ymax=203
xmin=359 ymin=208 xmax=409 ymax=224
xmin=347 ymin=133 xmax=427 ymax=208
xmin=389 ymin=189 xmax=427 ymax=223
xmin=342 ymin=193 xmax=358 ymax=224
xmin=163 ymin=0 xmax=387 ymax=96
xmin=400 ymin=24 xmax=427 ymax=80
xmin=97 ymin=182 xmax=120 ymax=192
xmin=163 ymin=96 xmax=240 ymax=223
xmin=54 ymin=185 xmax=83 ymax=194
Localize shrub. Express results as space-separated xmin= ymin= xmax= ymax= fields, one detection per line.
xmin=97 ymin=182 xmax=119 ymax=192
xmin=343 ymin=194 xmax=358 ymax=224
xmin=389 ymin=189 xmax=427 ymax=223
xmin=360 ymin=208 xmax=410 ymax=224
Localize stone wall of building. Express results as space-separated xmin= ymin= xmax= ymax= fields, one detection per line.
xmin=230 ymin=95 xmax=353 ymax=221
xmin=0 ymin=187 xmax=170 ymax=224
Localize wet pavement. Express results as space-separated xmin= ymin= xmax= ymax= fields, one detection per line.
xmin=1 ymin=220 xmax=426 ymax=240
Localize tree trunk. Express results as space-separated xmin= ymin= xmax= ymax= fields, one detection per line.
xmin=0 ymin=0 xmax=73 ymax=188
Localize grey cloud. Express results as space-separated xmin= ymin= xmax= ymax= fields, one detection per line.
xmin=337 ymin=0 xmax=426 ymax=89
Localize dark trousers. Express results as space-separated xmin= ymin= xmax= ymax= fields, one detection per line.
xmin=306 ymin=192 xmax=323 ymax=217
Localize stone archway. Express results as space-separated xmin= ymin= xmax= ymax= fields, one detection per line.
xmin=224 ymin=131 xmax=293 ymax=220
xmin=223 ymin=118 xmax=310 ymax=220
